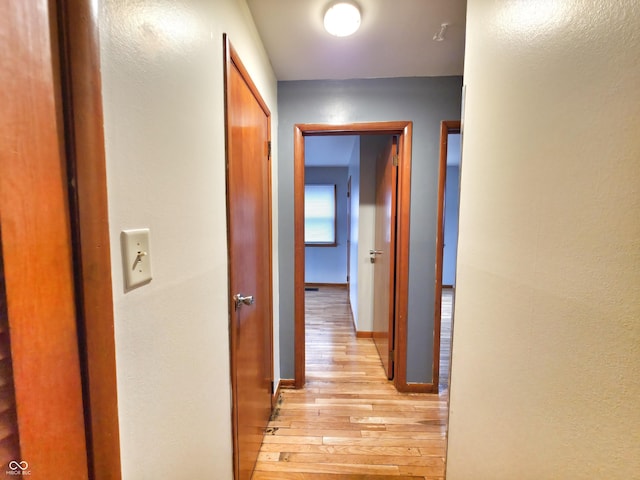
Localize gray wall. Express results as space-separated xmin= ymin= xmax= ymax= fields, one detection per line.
xmin=304 ymin=167 xmax=349 ymax=283
xmin=278 ymin=77 xmax=463 ymax=382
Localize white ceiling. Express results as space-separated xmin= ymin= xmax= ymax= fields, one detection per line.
xmin=246 ymin=0 xmax=467 ymax=81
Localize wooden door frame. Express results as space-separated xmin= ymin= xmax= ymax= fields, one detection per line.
xmin=432 ymin=120 xmax=461 ymax=391
xmin=57 ymin=1 xmax=122 ymax=477
xmin=1 ymin=1 xmax=121 ymax=477
xmin=346 ymin=175 xmax=352 ymax=293
xmin=223 ymin=35 xmax=274 ymax=480
xmin=293 ymin=121 xmax=413 ymax=391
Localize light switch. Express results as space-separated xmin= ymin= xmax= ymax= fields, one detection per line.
xmin=121 ymin=228 xmax=152 ymax=290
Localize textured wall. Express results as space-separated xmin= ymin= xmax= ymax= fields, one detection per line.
xmin=447 ymin=0 xmax=640 ymax=478
xmin=99 ymin=1 xmax=277 ymax=477
xmin=278 ymin=77 xmax=462 ymax=381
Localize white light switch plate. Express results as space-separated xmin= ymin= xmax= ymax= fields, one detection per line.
xmin=121 ymin=228 xmax=152 ymax=290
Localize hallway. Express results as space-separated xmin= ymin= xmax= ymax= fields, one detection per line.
xmin=252 ymin=286 xmax=450 ymax=479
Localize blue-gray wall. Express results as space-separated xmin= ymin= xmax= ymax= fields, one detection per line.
xmin=304 ymin=167 xmax=349 ymax=283
xmin=278 ymin=77 xmax=463 ymax=382
xmin=443 ymin=166 xmax=460 ymax=286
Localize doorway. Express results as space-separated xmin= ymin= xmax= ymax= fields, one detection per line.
xmin=303 ymin=135 xmax=397 ymax=378
xmin=432 ymin=120 xmax=461 ymax=391
xmin=293 ymin=122 xmax=414 ymax=391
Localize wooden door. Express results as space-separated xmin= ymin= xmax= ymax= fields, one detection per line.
xmin=0 ymin=1 xmax=90 ymax=477
xmin=346 ymin=176 xmax=352 ymax=290
xmin=224 ymin=37 xmax=273 ymax=480
xmin=372 ymin=137 xmax=398 ymax=379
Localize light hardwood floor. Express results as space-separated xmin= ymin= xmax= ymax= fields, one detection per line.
xmin=439 ymin=288 xmax=453 ymax=394
xmin=252 ymin=286 xmax=452 ymax=479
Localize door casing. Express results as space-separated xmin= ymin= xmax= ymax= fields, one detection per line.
xmin=293 ymin=122 xmax=418 ymax=391
xmin=432 ymin=120 xmax=461 ymax=390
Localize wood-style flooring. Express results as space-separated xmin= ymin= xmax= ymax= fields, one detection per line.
xmin=252 ymin=286 xmax=452 ymax=479
xmin=439 ymin=288 xmax=453 ymax=394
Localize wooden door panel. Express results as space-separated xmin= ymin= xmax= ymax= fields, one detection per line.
xmin=0 ymin=1 xmax=89 ymax=477
xmin=372 ymin=138 xmax=398 ymax=379
xmin=225 ymin=38 xmax=273 ymax=480
xmin=346 ymin=176 xmax=352 ymax=289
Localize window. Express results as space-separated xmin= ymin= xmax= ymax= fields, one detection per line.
xmin=304 ymin=184 xmax=336 ymax=245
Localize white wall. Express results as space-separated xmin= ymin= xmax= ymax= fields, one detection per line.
xmin=347 ymin=139 xmax=360 ymax=323
xmin=98 ymin=1 xmax=278 ymax=478
xmin=447 ymin=1 xmax=640 ymax=478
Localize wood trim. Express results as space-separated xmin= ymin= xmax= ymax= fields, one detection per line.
xmin=402 ymin=383 xmax=438 ymax=394
xmin=267 ymin=109 xmax=274 ymax=414
xmin=348 ymin=296 xmax=357 ymax=333
xmin=304 ymin=283 xmax=347 ymax=288
xmin=431 ymin=121 xmax=461 ymax=391
xmin=356 ymin=331 xmax=373 ymax=339
xmin=391 ymin=124 xmax=413 ymax=393
xmin=346 ymin=174 xmax=352 ymax=292
xmin=273 ymin=379 xmax=295 ymax=405
xmin=297 ymin=122 xmax=414 ymax=136
xmin=279 ymin=379 xmax=296 ymax=388
xmin=222 ymin=35 xmax=237 ymax=480
xmin=294 ymin=121 xmax=413 ymax=391
xmin=57 ymin=1 xmax=122 ymax=477
xmin=294 ymin=126 xmax=306 ymax=389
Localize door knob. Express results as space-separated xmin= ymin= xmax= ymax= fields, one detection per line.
xmin=369 ymin=249 xmax=383 ymax=263
xmin=233 ymin=293 xmax=254 ymax=310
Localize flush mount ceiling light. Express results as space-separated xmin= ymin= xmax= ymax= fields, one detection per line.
xmin=324 ymin=2 xmax=361 ymax=37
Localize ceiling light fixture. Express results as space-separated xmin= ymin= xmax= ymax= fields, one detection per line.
xmin=324 ymin=2 xmax=361 ymax=37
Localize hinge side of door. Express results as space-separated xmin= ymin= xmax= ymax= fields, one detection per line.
xmin=392 ymin=154 xmax=399 ymax=167
xmin=389 ymin=349 xmax=395 ymax=362
xmin=270 ymin=380 xmax=274 ymax=394
xmin=267 ymin=140 xmax=272 ymax=160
